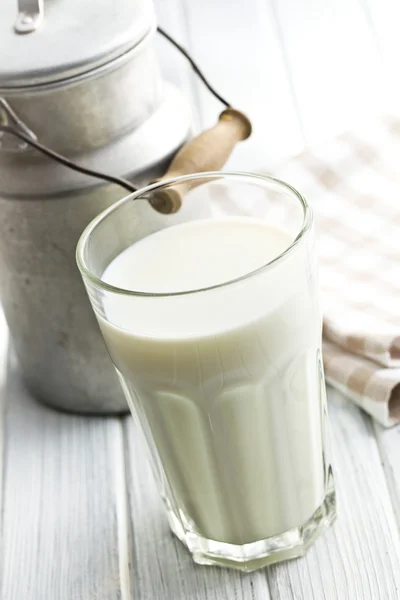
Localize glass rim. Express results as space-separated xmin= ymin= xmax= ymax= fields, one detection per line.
xmin=76 ymin=171 xmax=313 ymax=298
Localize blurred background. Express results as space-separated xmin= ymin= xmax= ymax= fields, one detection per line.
xmin=155 ymin=0 xmax=398 ymax=168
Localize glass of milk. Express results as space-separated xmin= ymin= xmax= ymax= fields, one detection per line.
xmin=77 ymin=172 xmax=336 ymax=571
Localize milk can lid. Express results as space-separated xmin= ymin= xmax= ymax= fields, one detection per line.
xmin=0 ymin=0 xmax=156 ymax=88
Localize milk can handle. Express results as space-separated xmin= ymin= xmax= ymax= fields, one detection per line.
xmin=14 ymin=0 xmax=44 ymax=34
xmin=151 ymin=109 xmax=252 ymax=214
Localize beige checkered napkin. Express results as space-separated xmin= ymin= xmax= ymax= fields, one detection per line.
xmin=271 ymin=116 xmax=400 ymax=427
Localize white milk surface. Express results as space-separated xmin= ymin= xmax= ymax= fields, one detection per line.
xmin=100 ymin=217 xmax=325 ymax=545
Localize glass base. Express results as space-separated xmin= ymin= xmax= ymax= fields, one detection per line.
xmin=167 ymin=484 xmax=336 ymax=572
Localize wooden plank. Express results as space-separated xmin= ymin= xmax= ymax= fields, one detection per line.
xmin=0 ymin=352 xmax=127 ymax=600
xmin=271 ymin=0 xmax=385 ymax=144
xmin=123 ymin=415 xmax=272 ymax=599
xmin=267 ymin=387 xmax=400 ymax=600
xmin=156 ymin=0 xmax=304 ymax=169
xmin=373 ymin=422 xmax=400 ymax=530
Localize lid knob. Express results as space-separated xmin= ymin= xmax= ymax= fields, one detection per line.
xmin=14 ymin=0 xmax=43 ymax=34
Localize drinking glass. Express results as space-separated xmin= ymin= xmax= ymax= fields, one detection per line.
xmin=77 ymin=172 xmax=336 ymax=571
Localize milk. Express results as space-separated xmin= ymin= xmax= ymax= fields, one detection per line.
xmin=100 ymin=217 xmax=325 ymax=545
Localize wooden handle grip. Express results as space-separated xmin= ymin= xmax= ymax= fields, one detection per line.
xmin=151 ymin=108 xmax=252 ymax=214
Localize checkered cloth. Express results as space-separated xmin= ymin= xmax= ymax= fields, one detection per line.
xmin=271 ymin=116 xmax=400 ymax=427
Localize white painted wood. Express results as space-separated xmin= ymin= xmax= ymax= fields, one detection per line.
xmin=0 ymin=352 xmax=126 ymax=600
xmin=267 ymin=388 xmax=400 ymax=600
xmin=123 ymin=415 xmax=272 ymax=599
xmin=156 ymin=0 xmax=305 ymax=169
xmin=373 ymin=422 xmax=400 ymax=530
xmin=271 ymin=0 xmax=385 ymax=144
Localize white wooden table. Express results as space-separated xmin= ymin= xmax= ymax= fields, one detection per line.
xmin=2 ymin=1 xmax=400 ymax=598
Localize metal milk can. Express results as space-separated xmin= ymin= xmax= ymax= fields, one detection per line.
xmin=0 ymin=0 xmax=191 ymax=413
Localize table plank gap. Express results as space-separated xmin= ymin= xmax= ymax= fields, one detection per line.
xmin=114 ymin=418 xmax=134 ymax=600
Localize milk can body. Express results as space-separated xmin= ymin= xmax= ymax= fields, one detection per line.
xmin=0 ymin=0 xmax=191 ymax=412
